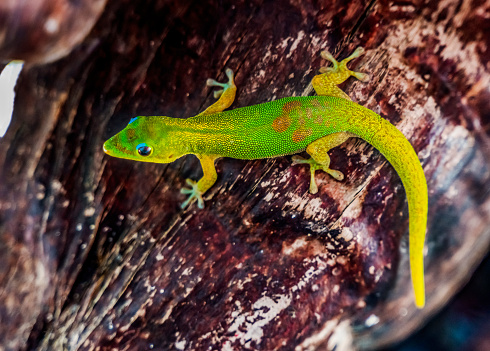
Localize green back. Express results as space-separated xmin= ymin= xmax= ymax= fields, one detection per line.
xmin=182 ymin=96 xmax=358 ymax=159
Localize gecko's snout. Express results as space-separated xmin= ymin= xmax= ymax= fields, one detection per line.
xmin=103 ymin=134 xmax=134 ymax=159
xmin=103 ymin=140 xmax=111 ymax=155
xmin=103 ymin=138 xmax=117 ymax=156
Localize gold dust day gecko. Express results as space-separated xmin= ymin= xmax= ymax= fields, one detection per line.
xmin=103 ymin=47 xmax=428 ymax=308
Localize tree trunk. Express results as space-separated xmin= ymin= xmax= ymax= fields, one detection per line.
xmin=0 ymin=0 xmax=489 ymax=350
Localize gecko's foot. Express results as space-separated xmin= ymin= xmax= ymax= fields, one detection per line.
xmin=292 ymin=155 xmax=344 ymax=194
xmin=319 ymin=47 xmax=370 ymax=82
xmin=206 ymin=68 xmax=235 ymax=99
xmin=180 ymin=179 xmax=205 ymax=209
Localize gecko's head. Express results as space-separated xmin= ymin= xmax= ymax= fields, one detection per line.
xmin=103 ymin=116 xmax=183 ymax=163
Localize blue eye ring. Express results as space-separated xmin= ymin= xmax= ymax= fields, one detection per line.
xmin=136 ymin=143 xmax=152 ymax=156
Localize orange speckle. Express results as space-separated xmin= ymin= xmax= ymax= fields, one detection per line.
xmin=310 ymin=98 xmax=328 ymax=110
xmin=272 ymin=115 xmax=291 ymax=132
xmin=292 ymin=127 xmax=312 ymax=143
xmin=283 ymin=100 xmax=302 ymax=112
xmin=272 ymin=100 xmax=302 ymax=133
xmin=309 ymin=99 xmax=328 ymax=124
xmin=303 ymin=108 xmax=314 ymax=120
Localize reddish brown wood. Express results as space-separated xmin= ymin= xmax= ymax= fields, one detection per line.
xmin=0 ymin=0 xmax=489 ymax=350
xmin=0 ymin=0 xmax=107 ymax=64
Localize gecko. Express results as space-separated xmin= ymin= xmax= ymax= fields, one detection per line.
xmin=103 ymin=47 xmax=428 ymax=308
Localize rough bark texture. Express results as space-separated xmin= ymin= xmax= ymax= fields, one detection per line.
xmin=0 ymin=0 xmax=489 ymax=350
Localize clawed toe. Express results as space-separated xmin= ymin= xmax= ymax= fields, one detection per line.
xmin=213 ymin=89 xmax=224 ymax=99
xmin=180 ymin=179 xmax=205 ymax=209
xmin=319 ymin=46 xmax=369 ymax=83
xmin=291 ymin=155 xmax=308 ymax=165
xmin=353 ymin=72 xmax=370 ymax=82
xmin=206 ymin=68 xmax=235 ymax=100
xmin=326 ymin=169 xmax=344 ymax=181
xmin=292 ymin=154 xmax=345 ymax=194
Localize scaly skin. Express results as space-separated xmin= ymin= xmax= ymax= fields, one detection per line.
xmin=103 ymin=48 xmax=428 ymax=308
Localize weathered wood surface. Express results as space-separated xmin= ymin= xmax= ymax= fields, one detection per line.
xmin=0 ymin=0 xmax=489 ymax=350
xmin=0 ymin=0 xmax=107 ymax=64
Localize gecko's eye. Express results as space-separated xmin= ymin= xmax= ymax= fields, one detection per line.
xmin=136 ymin=143 xmax=152 ymax=156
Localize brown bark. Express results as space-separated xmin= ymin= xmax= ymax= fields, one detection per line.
xmin=0 ymin=0 xmax=107 ymax=64
xmin=0 ymin=0 xmax=489 ymax=350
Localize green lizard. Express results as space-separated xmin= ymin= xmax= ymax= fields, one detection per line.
xmin=103 ymin=47 xmax=428 ymax=308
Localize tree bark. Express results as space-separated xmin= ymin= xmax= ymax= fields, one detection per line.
xmin=0 ymin=0 xmax=489 ymax=350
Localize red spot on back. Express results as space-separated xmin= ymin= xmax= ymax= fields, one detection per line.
xmin=292 ymin=127 xmax=312 ymax=143
xmin=272 ymin=115 xmax=291 ymax=132
xmin=272 ymin=100 xmax=302 ymax=132
xmin=310 ymin=99 xmax=330 ymax=124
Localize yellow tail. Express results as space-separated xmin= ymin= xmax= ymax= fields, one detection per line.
xmin=349 ymin=112 xmax=427 ymax=308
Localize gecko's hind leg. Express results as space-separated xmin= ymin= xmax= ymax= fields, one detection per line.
xmin=198 ymin=68 xmax=237 ymax=116
xmin=312 ymin=47 xmax=369 ymax=100
xmin=292 ymin=132 xmax=354 ymax=193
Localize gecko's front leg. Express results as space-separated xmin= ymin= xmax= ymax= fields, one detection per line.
xmin=197 ymin=68 xmax=236 ymax=116
xmin=180 ymin=154 xmax=219 ymax=209
xmin=180 ymin=69 xmax=237 ymax=209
